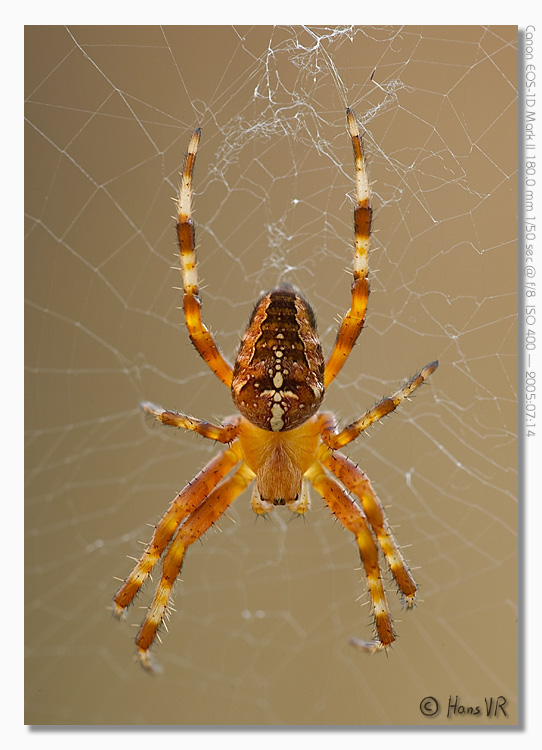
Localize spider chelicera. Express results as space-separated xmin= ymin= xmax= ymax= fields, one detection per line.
xmin=113 ymin=109 xmax=438 ymax=672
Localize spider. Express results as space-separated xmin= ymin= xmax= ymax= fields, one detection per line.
xmin=113 ymin=109 xmax=438 ymax=672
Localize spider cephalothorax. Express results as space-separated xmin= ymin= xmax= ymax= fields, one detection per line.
xmin=113 ymin=110 xmax=438 ymax=672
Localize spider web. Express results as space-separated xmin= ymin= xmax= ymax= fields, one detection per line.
xmin=25 ymin=25 xmax=519 ymax=726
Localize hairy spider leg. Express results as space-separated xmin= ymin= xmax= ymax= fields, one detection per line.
xmin=305 ymin=461 xmax=394 ymax=649
xmin=319 ymin=449 xmax=417 ymax=604
xmin=140 ymin=401 xmax=239 ymax=443
xmin=325 ymin=109 xmax=372 ymax=388
xmin=322 ymin=360 xmax=439 ymax=450
xmin=136 ymin=461 xmax=255 ymax=672
xmin=113 ymin=442 xmax=242 ymax=615
xmin=177 ymin=128 xmax=234 ymax=388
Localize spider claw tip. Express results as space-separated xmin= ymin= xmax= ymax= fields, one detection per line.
xmin=349 ymin=637 xmax=385 ymax=654
xmin=137 ymin=648 xmax=162 ymax=675
xmin=112 ymin=602 xmax=127 ymax=620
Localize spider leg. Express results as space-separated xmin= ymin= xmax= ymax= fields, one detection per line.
xmin=136 ymin=461 xmax=255 ymax=672
xmin=177 ymin=128 xmax=234 ymax=388
xmin=305 ymin=461 xmax=394 ymax=650
xmin=113 ymin=442 xmax=243 ymax=616
xmin=141 ymin=401 xmax=239 ymax=443
xmin=322 ymin=360 xmax=438 ymax=450
xmin=320 ymin=449 xmax=417 ymax=605
xmin=324 ymin=109 xmax=371 ymax=388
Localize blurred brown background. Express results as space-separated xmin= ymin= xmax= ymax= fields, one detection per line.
xmin=25 ymin=26 xmax=518 ymax=725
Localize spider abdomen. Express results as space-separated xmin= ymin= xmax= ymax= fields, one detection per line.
xmin=231 ymin=285 xmax=325 ymax=432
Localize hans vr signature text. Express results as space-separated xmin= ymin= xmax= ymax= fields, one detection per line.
xmin=419 ymin=695 xmax=508 ymax=719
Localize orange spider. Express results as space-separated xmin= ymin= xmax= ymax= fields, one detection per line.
xmin=113 ymin=109 xmax=438 ymax=672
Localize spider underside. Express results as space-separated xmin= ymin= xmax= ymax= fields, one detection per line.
xmin=113 ymin=109 xmax=438 ymax=672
